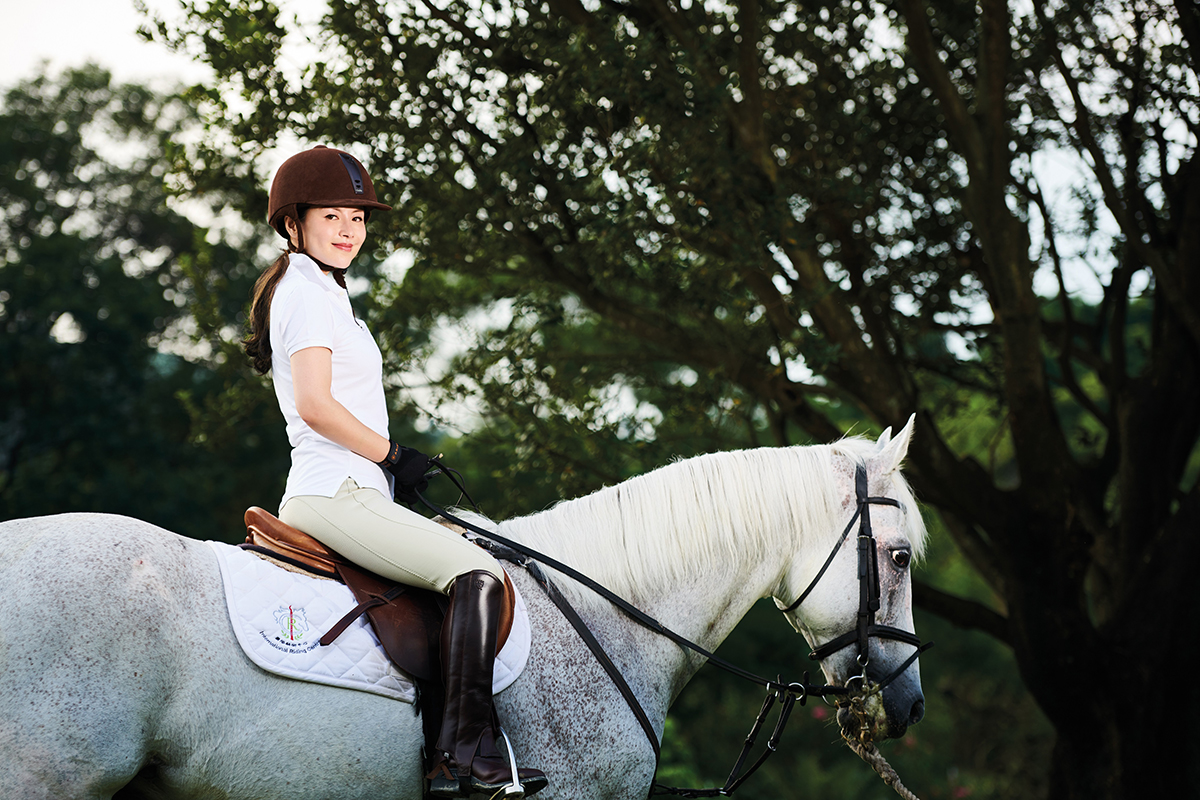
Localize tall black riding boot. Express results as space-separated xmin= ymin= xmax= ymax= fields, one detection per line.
xmin=428 ymin=570 xmax=548 ymax=798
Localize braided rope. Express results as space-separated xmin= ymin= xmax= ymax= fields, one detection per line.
xmin=842 ymin=735 xmax=922 ymax=800
xmin=839 ymin=684 xmax=923 ymax=800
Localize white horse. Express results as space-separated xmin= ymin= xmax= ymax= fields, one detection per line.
xmin=0 ymin=421 xmax=927 ymax=800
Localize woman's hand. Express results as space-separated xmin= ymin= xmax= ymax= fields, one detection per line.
xmin=377 ymin=441 xmax=436 ymax=506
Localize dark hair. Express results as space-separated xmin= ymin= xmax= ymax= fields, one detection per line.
xmin=244 ymin=209 xmax=306 ymax=374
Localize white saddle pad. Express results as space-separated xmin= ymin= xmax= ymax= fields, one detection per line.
xmin=207 ymin=541 xmax=531 ymax=703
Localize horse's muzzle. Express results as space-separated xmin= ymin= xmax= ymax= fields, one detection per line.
xmin=836 ymin=685 xmax=925 ymax=740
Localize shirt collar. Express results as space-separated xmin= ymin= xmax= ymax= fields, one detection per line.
xmin=287 ymin=252 xmax=345 ymax=297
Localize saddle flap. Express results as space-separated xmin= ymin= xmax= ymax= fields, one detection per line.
xmin=335 ymin=563 xmax=518 ymax=683
xmin=336 ymin=562 xmax=446 ymax=682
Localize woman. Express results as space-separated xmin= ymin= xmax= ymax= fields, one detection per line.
xmin=243 ymin=145 xmax=547 ymax=798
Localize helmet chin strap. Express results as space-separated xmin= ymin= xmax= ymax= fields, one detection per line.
xmin=316 ymin=260 xmax=349 ymax=289
xmin=286 ymin=220 xmax=351 ymax=289
xmin=293 ymin=246 xmax=349 ymax=288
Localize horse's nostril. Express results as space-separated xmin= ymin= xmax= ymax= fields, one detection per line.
xmin=909 ymin=699 xmax=925 ymax=725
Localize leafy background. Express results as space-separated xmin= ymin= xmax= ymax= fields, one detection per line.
xmin=3 ymin=0 xmax=1197 ymax=797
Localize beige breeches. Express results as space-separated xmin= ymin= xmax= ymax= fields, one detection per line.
xmin=279 ymin=478 xmax=503 ymax=594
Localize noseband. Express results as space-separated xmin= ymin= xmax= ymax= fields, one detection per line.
xmin=781 ymin=463 xmax=932 ymax=691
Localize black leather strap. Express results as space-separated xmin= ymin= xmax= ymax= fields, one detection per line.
xmin=524 ymin=560 xmax=662 ymax=759
xmin=809 ymin=624 xmax=923 ymax=662
xmin=421 ymin=495 xmax=846 ymax=699
xmin=780 ymin=505 xmax=860 ymax=613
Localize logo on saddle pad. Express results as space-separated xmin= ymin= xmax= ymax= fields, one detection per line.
xmin=260 ymin=605 xmax=321 ymax=655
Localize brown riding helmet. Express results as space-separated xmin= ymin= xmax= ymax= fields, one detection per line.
xmin=267 ymin=145 xmax=391 ymax=239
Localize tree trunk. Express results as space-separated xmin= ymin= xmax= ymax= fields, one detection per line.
xmin=1011 ymin=494 xmax=1200 ymax=799
xmin=1044 ymin=638 xmax=1199 ymax=799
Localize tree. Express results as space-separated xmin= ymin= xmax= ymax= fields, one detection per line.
xmin=154 ymin=0 xmax=1199 ymax=796
xmin=0 ymin=65 xmax=289 ymax=540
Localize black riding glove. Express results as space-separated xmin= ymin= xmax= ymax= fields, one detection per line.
xmin=377 ymin=440 xmax=435 ymax=507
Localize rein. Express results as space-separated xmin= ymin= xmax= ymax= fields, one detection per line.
xmin=416 ymin=461 xmax=931 ymax=797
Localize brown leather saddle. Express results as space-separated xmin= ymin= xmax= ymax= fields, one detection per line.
xmin=241 ymin=507 xmax=516 ymax=684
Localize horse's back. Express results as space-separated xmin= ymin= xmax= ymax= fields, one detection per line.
xmin=0 ymin=514 xmax=207 ymax=798
xmin=0 ymin=514 xmax=427 ymax=800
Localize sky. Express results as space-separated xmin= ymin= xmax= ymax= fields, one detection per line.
xmin=3 ymin=0 xmax=209 ymax=87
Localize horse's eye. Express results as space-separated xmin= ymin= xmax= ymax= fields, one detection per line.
xmin=891 ymin=549 xmax=911 ymax=569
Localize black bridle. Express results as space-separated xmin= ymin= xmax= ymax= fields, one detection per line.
xmin=781 ymin=463 xmax=932 ymax=694
xmin=416 ymin=460 xmax=931 ymax=797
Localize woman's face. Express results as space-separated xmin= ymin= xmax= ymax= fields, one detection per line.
xmin=288 ymin=206 xmax=367 ymax=270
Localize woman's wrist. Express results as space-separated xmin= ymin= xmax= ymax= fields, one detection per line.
xmin=376 ymin=439 xmax=401 ymax=467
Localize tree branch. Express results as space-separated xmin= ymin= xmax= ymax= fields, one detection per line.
xmin=895 ymin=0 xmax=985 ymax=173
xmin=913 ymin=579 xmax=1010 ymax=645
xmin=1037 ymin=0 xmax=1200 ymax=352
xmin=1173 ymin=0 xmax=1200 ymax=89
xmin=546 ymin=0 xmax=594 ymax=28
xmin=1023 ymin=180 xmax=1110 ymax=428
xmin=776 ymin=238 xmax=916 ymax=422
xmin=977 ymin=0 xmax=1011 ymax=179
xmin=733 ymin=0 xmax=774 ymax=182
xmin=1112 ymin=490 xmax=1200 ymax=649
xmin=907 ymin=355 xmax=997 ymax=395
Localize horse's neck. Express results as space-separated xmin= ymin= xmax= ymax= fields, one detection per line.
xmin=638 ymin=553 xmax=781 ymax=652
xmin=640 ymin=555 xmax=787 ymax=701
xmin=506 ymin=513 xmax=782 ymax=712
xmin=499 ymin=457 xmax=816 ymax=672
xmin=495 ymin=447 xmax=855 ymax=709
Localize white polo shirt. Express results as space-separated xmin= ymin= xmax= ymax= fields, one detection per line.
xmin=269 ymin=253 xmax=392 ymax=508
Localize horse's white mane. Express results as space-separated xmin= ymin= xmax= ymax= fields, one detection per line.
xmin=489 ymin=438 xmax=926 ymax=601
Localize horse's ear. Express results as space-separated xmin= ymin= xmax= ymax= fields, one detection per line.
xmin=875 ymin=426 xmax=893 ymax=451
xmin=871 ymin=414 xmax=915 ymax=475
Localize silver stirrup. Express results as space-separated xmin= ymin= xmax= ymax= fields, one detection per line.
xmin=497 ymin=727 xmax=524 ymax=797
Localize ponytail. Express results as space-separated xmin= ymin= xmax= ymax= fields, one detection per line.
xmin=244 ymin=211 xmax=306 ymax=374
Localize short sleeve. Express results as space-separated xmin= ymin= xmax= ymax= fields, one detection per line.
xmin=273 ymin=281 xmax=335 ymax=357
